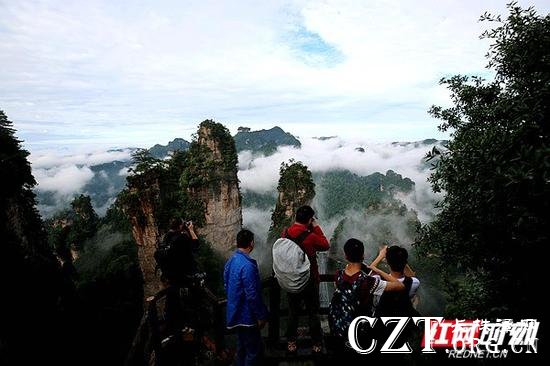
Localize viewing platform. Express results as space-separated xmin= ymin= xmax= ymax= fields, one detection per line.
xmin=126 ymin=274 xmax=338 ymax=365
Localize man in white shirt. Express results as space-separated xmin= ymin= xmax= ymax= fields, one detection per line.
xmin=369 ymin=245 xmax=420 ymax=315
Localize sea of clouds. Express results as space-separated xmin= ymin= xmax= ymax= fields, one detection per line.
xmin=29 ymin=148 xmax=134 ymax=216
xmin=30 ymin=136 xmax=443 ymax=226
xmin=238 ymin=135 xmax=444 ymax=227
xmin=239 ymin=137 xmax=445 ymax=273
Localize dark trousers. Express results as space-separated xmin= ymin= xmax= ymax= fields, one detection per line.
xmin=285 ymin=280 xmax=323 ymax=343
xmin=235 ymin=326 xmax=263 ymax=366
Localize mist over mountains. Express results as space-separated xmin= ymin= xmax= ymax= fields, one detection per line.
xmin=30 ymin=126 xmax=446 ymax=260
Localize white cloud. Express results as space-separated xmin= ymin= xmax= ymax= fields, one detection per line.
xmin=118 ymin=166 xmax=131 ymax=177
xmin=239 ymin=136 xmax=438 ymax=187
xmin=29 ymin=149 xmax=133 ymax=169
xmin=243 ymin=206 xmax=273 ymax=275
xmin=34 ymin=165 xmax=94 ymax=195
xmin=2 ymin=0 xmax=548 ymax=149
xmin=30 ymin=148 xmax=133 ymax=215
xmin=238 ymin=136 xmax=445 ymax=225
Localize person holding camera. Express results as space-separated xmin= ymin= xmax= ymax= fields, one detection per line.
xmin=282 ymin=205 xmax=329 ymax=354
xmin=157 ymin=218 xmax=200 ymax=288
xmin=153 ymin=218 xmax=201 ymax=365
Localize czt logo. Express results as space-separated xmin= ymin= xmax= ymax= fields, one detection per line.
xmin=347 ymin=317 xmax=539 ymax=356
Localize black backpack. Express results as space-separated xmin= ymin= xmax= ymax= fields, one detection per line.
xmin=376 ymin=276 xmax=419 ymax=317
xmin=328 ymin=270 xmax=371 ymax=338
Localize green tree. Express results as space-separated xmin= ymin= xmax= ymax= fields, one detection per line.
xmin=416 ymin=4 xmax=550 ymax=319
xmin=0 ymin=110 xmax=67 ymax=364
xmin=67 ymin=194 xmax=99 ymax=250
xmin=128 ymin=148 xmax=164 ymax=175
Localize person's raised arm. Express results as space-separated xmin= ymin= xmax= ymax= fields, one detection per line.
xmin=369 ymin=266 xmax=405 ymax=291
xmin=368 ymin=265 xmax=405 ymax=291
xmin=369 ymin=245 xmax=387 ymax=269
xmin=188 ymin=222 xmax=198 ymax=240
xmin=404 ymin=263 xmax=416 ymax=277
xmin=187 ymin=222 xmax=200 ymax=250
xmin=368 ymin=264 xmax=398 ymax=282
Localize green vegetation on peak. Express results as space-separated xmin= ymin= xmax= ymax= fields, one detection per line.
xmin=268 ymin=160 xmax=315 ymax=242
xmin=317 ymin=169 xmax=415 ymax=219
xmin=390 ymin=139 xmax=447 ymax=148
xmin=234 ymin=125 xmax=301 ymax=156
xmin=182 ymin=120 xmax=239 ymax=195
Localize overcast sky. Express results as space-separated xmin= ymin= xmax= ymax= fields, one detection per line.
xmin=1 ymin=0 xmax=549 ymax=152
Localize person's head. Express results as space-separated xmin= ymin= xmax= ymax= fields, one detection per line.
xmin=295 ymin=205 xmax=315 ymax=225
xmin=237 ymin=229 xmax=255 ymax=252
xmin=344 ymin=238 xmax=364 ymax=263
xmin=386 ymin=245 xmax=408 ymax=273
xmin=169 ymin=217 xmax=184 ymax=231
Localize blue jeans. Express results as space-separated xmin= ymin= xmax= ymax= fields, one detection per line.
xmin=235 ymin=326 xmax=263 ymax=366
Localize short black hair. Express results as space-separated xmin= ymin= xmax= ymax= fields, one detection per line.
xmin=295 ymin=205 xmax=315 ymax=224
xmin=344 ymin=238 xmax=364 ymax=263
xmin=170 ymin=217 xmax=183 ymax=231
xmin=237 ymin=229 xmax=254 ymax=248
xmin=386 ymin=245 xmax=408 ymax=272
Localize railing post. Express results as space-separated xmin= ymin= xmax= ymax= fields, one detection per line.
xmin=268 ymin=277 xmax=280 ymax=343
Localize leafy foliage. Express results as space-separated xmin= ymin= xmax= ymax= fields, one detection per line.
xmin=416 ymin=3 xmax=550 ymax=319
xmin=45 ymin=194 xmax=144 ymax=366
xmin=67 ymin=194 xmax=99 ymax=250
xmin=181 ymin=120 xmax=240 ymax=202
xmin=0 ymin=110 xmax=67 ymax=364
xmin=128 ymin=148 xmax=165 ymax=176
xmin=317 ymin=169 xmax=415 ymax=219
xmin=328 ymin=202 xmax=420 ymax=266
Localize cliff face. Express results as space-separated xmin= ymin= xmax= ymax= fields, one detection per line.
xmin=121 ymin=175 xmax=162 ymax=298
xmin=187 ymin=121 xmax=242 ymax=256
xmin=199 ymin=180 xmax=241 ymax=255
xmin=122 ymin=120 xmax=242 ymax=297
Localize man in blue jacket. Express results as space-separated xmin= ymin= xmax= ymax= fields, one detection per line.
xmin=224 ymin=229 xmax=268 ymax=365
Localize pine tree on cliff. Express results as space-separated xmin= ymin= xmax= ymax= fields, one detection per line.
xmin=67 ymin=194 xmax=99 ymax=251
xmin=0 ymin=110 xmax=65 ymax=363
xmin=267 ymin=160 xmax=315 ymax=244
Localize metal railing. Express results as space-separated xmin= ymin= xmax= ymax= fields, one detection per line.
xmin=125 ymin=274 xmax=336 ymax=364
